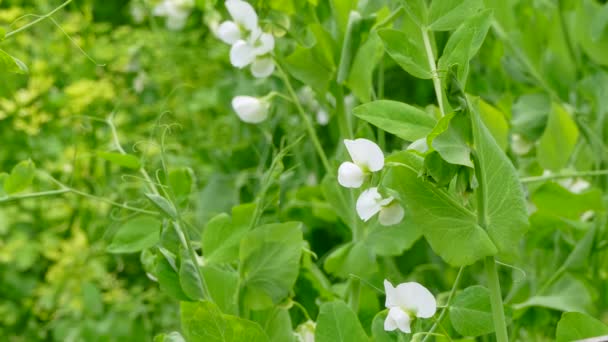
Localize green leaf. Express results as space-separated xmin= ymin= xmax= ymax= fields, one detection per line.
xmin=201 ymin=265 xmax=239 ymax=315
xmin=4 ymin=159 xmax=36 ymax=195
xmin=179 ymin=247 xmax=205 ymax=300
xmin=106 ymin=216 xmax=162 ymax=253
xmin=251 ymin=308 xmax=295 ymax=342
xmin=537 ymin=103 xmax=579 ymax=171
xmin=239 ymin=222 xmax=303 ymax=310
xmin=556 ymin=312 xmax=608 ymax=342
xmin=322 ymin=174 xmax=356 ymax=229
xmin=476 ymin=98 xmax=508 ymax=151
xmin=364 ymin=216 xmax=423 ymax=256
xmin=168 ymin=167 xmax=194 ymax=201
xmin=431 ymin=113 xmax=473 ymax=167
xmin=402 ymin=0 xmax=428 ymax=26
xmin=378 ymin=28 xmax=431 ymax=79
xmin=471 ymin=106 xmax=529 ymax=260
xmin=428 ymin=0 xmax=484 ymax=31
xmin=437 ymin=10 xmax=492 ymax=85
xmin=0 ymin=49 xmax=28 ymax=74
xmin=353 ymin=100 xmax=436 ymax=141
xmin=284 ymin=46 xmax=334 ymax=92
xmin=315 ymin=301 xmax=369 ymax=342
xmin=146 ymin=193 xmax=179 ymax=219
xmin=513 ymin=275 xmax=592 ymax=314
xmin=563 ymin=226 xmax=597 ymax=271
xmin=449 ymin=286 xmax=494 ymax=337
xmin=154 ymin=331 xmax=186 ymax=342
xmin=156 ymin=249 xmax=190 ymax=301
xmin=531 ymin=183 xmax=603 ymax=220
xmin=324 ymin=241 xmax=378 ymax=278
xmin=383 ymin=151 xmax=497 ymax=266
xmin=0 ymin=173 xmax=8 ymax=197
xmin=181 ymin=301 xmax=269 ymax=342
xmin=347 ymin=33 xmax=384 ymax=102
xmin=201 ymin=203 xmax=256 ymax=264
xmin=511 ymin=93 xmax=550 ymax=141
xmin=96 ymin=151 xmax=141 ymax=169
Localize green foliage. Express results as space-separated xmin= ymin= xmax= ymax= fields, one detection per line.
xmin=315 ymin=301 xmax=369 ymax=342
xmin=106 ymin=216 xmax=162 ymax=253
xmin=556 ymin=312 xmax=608 ymax=342
xmin=449 ymin=286 xmax=494 ymax=337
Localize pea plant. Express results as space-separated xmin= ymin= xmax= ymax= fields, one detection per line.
xmin=2 ymin=0 xmax=608 ymax=341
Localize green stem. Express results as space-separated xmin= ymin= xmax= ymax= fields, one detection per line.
xmin=174 ymin=220 xmax=210 ymax=300
xmin=335 ymin=86 xmax=353 ymax=139
xmin=5 ymin=0 xmax=73 ymax=38
xmin=347 ymin=278 xmax=361 ymax=313
xmin=520 ymin=170 xmax=608 ymax=183
xmin=373 ymin=6 xmax=404 ymax=30
xmin=485 ymin=257 xmax=509 ymax=342
xmin=275 ymin=62 xmax=331 ymax=172
xmin=337 ymin=11 xmax=362 ymax=84
xmin=422 ymin=266 xmax=465 ymax=342
xmin=0 ymin=188 xmax=70 ymax=202
xmin=421 ymin=28 xmax=445 ymax=116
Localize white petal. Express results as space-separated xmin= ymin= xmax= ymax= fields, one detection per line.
xmin=250 ymin=56 xmax=275 ymax=78
xmin=384 ymin=307 xmax=411 ymax=333
xmin=511 ymin=133 xmax=533 ymax=155
xmin=569 ymin=179 xmax=590 ymax=194
xmin=165 ymin=14 xmax=188 ymax=30
xmin=344 ymin=138 xmax=384 ymax=172
xmin=216 ymin=21 xmax=241 ymax=44
xmin=226 ymin=0 xmax=258 ymax=31
xmin=230 ymin=40 xmax=255 ymax=67
xmin=379 ymin=202 xmax=405 ymax=226
xmin=407 ymin=137 xmax=429 ymax=154
xmin=316 ymin=109 xmax=329 ymax=126
xmin=231 ymin=96 xmax=268 ymax=123
xmin=394 ymin=282 xmax=437 ymax=318
xmin=338 ymin=162 xmax=364 ymax=188
xmin=356 ymin=187 xmax=383 ymax=221
xmin=384 ymin=279 xmax=398 ymax=308
xmin=253 ymin=32 xmax=275 ymax=55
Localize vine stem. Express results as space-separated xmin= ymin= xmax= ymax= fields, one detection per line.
xmin=520 ymin=169 xmax=608 ymax=183
xmin=275 ymin=62 xmax=331 ymax=172
xmin=5 ymin=0 xmax=72 ymax=38
xmin=421 ymin=28 xmax=445 ymax=116
xmin=421 ymin=266 xmax=465 ymax=342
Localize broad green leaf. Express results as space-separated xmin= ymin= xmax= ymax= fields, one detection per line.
xmin=0 ymin=172 xmax=8 ymax=197
xmin=402 ymin=0 xmax=428 ymax=26
xmin=471 ymin=106 xmax=529 ymax=260
xmin=315 ymin=301 xmax=369 ymax=342
xmin=438 ymin=10 xmax=492 ymax=85
xmin=0 ymin=49 xmax=28 ymax=74
xmin=201 ymin=265 xmax=239 ymax=315
xmin=347 ymin=33 xmax=384 ymax=102
xmin=556 ymin=312 xmax=608 ymax=342
xmin=383 ymin=151 xmax=497 ymax=266
xmin=179 ymin=247 xmax=205 ymax=300
xmin=449 ymin=286 xmax=494 ymax=337
xmin=322 ymin=174 xmax=356 ymax=229
xmin=284 ymin=47 xmax=334 ymax=92
xmin=476 ymin=98 xmax=508 ymax=151
xmin=531 ymin=183 xmax=603 ymax=220
xmin=364 ymin=215 xmax=423 ymax=256
xmin=511 ymin=93 xmax=551 ymax=141
xmin=576 ymin=0 xmax=608 ymax=67
xmin=4 ymin=159 xmax=36 ymax=194
xmin=537 ymin=103 xmax=579 ymax=171
xmin=181 ymin=301 xmax=269 ymax=342
xmin=563 ymin=225 xmax=596 ymax=271
xmin=251 ymin=308 xmax=295 ymax=342
xmin=331 ymin=0 xmax=357 ymax=32
xmin=154 ymin=332 xmax=186 ymax=342
xmin=156 ymin=250 xmax=190 ymax=301
xmin=513 ymin=275 xmax=592 ymax=313
xmin=431 ymin=113 xmax=473 ymax=167
xmin=423 ymin=151 xmax=459 ymax=186
xmin=353 ymin=100 xmax=436 ymax=141
xmin=428 ymin=0 xmax=484 ymax=31
xmin=168 ymin=167 xmax=194 ymax=201
xmin=239 ymin=222 xmax=303 ymax=310
xmin=146 ymin=194 xmax=178 ymax=219
xmin=202 ymin=203 xmax=256 ymax=264
xmin=324 ymin=241 xmax=377 ymax=278
xmin=378 ymin=28 xmax=431 ymax=79
xmin=106 ymin=216 xmax=162 ymax=253
xmin=96 ymin=151 xmax=141 ymax=169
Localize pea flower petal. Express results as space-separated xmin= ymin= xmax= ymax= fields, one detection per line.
xmin=384 ymin=280 xmax=437 ymax=319
xmin=251 ymin=56 xmax=275 ymax=78
xmin=231 ymin=96 xmax=269 ymax=123
xmin=379 ymin=202 xmax=405 ymax=226
xmin=216 ymin=21 xmax=241 ymax=44
xmin=344 ymin=138 xmax=384 ymax=172
xmin=230 ymin=40 xmax=256 ymax=67
xmin=226 ymin=0 xmax=258 ymax=31
xmin=384 ymin=307 xmax=412 ymax=333
xmin=253 ymin=32 xmax=275 ymax=55
xmin=356 ymin=187 xmax=385 ymax=221
xmin=338 ymin=162 xmax=365 ymax=188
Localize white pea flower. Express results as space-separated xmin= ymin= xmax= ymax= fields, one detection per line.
xmin=231 ymin=95 xmax=269 ymax=123
xmin=153 ymin=0 xmax=194 ymax=30
xmin=383 ymin=280 xmax=437 ymax=333
xmin=230 ymin=29 xmax=275 ymax=75
xmin=338 ymin=138 xmax=384 ymax=188
xmin=407 ymin=137 xmax=429 ymax=154
xmin=356 ymin=188 xmax=404 ymax=226
xmin=511 ymin=133 xmax=533 ymax=155
xmin=294 ymin=320 xmax=316 ymax=342
xmin=216 ymin=0 xmax=257 ymax=43
xmin=316 ymin=109 xmax=329 ymax=126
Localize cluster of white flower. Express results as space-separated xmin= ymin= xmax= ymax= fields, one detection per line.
xmin=216 ymin=0 xmax=275 ymax=78
xmin=338 ymin=138 xmax=405 ymax=226
xmin=383 ymin=280 xmax=437 ymax=333
xmin=153 ymin=0 xmax=195 ymax=30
